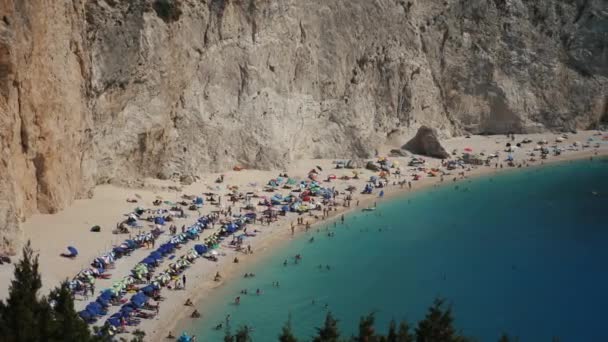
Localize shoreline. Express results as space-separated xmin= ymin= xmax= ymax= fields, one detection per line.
xmin=157 ymin=149 xmax=607 ymax=340
xmin=0 ymin=131 xmax=605 ymax=341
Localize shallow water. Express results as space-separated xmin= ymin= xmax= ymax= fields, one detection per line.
xmin=187 ymin=158 xmax=608 ymax=341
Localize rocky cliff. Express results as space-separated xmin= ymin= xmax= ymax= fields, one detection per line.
xmin=0 ymin=0 xmax=606 ymax=252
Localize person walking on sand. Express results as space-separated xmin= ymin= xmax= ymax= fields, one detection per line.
xmin=341 ymin=214 xmax=344 ymax=224
xmin=183 ymin=275 xmax=187 ymax=289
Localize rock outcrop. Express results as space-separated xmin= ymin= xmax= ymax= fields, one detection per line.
xmin=404 ymin=126 xmax=450 ymax=159
xmin=0 ymin=0 xmax=607 ymax=252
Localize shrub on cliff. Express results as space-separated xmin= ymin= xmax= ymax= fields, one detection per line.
xmin=153 ymin=0 xmax=182 ymax=23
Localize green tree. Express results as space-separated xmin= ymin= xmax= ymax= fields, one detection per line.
xmin=313 ymin=312 xmax=341 ymax=342
xmin=386 ymin=320 xmax=398 ymax=342
xmin=0 ymin=241 xmax=50 ymax=342
xmin=415 ymin=298 xmax=464 ymax=342
xmin=397 ymin=321 xmax=414 ymax=342
xmin=48 ymin=281 xmax=95 ymax=341
xmin=224 ymin=318 xmax=234 ymax=342
xmin=130 ymin=329 xmax=146 ymax=342
xmin=279 ymin=314 xmax=298 ymax=342
xmin=235 ymin=325 xmax=253 ymax=342
xmin=355 ymin=313 xmax=377 ymax=342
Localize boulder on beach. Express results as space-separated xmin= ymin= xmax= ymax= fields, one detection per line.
xmin=403 ymin=126 xmax=449 ymax=159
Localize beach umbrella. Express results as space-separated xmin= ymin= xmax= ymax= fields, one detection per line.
xmin=67 ymin=246 xmax=78 ymax=256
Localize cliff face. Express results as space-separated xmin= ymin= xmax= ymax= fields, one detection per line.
xmin=0 ymin=0 xmax=607 ymax=251
xmin=0 ymin=0 xmax=93 ymax=253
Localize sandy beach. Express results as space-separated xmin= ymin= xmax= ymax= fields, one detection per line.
xmin=0 ymin=131 xmax=606 ymax=340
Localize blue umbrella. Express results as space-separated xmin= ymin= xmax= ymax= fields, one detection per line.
xmin=67 ymin=246 xmax=78 ymax=256
xmin=107 ymin=317 xmax=121 ymax=327
xmin=194 ymin=244 xmax=208 ymax=255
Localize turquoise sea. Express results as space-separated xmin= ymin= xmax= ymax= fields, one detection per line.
xmin=188 ymin=158 xmax=608 ymax=341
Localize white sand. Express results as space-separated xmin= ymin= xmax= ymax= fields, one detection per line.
xmin=0 ymin=131 xmax=606 ymax=340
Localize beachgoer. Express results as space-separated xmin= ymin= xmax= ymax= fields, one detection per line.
xmin=235 ymin=296 xmax=241 ymax=305
xmin=283 ymin=260 xmax=288 ymax=266
xmin=256 ymin=288 xmax=261 ymax=295
xmin=234 ymin=257 xmax=239 ymax=263
xmin=167 ymin=331 xmax=175 ymax=339
xmin=185 ymin=299 xmax=193 ymax=306
xmin=191 ymin=309 xmax=201 ymax=318
xmin=183 ymin=275 xmax=187 ymax=289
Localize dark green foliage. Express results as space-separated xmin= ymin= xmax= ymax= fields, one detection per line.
xmin=313 ymin=312 xmax=341 ymax=342
xmin=223 ymin=320 xmax=252 ymax=342
xmin=397 ymin=321 xmax=415 ymax=342
xmin=415 ymin=298 xmax=467 ymax=342
xmin=0 ymin=241 xmax=97 ymax=342
xmin=235 ymin=325 xmax=253 ymax=342
xmin=0 ymin=241 xmax=49 ymax=341
xmin=386 ymin=320 xmax=399 ymax=342
xmin=355 ymin=313 xmax=377 ymax=342
xmin=48 ymin=282 xmax=95 ymax=341
xmin=153 ymin=0 xmax=182 ymax=23
xmin=279 ymin=314 xmax=298 ymax=342
xmin=131 ymin=329 xmax=146 ymax=342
